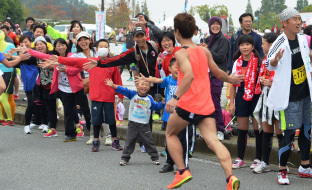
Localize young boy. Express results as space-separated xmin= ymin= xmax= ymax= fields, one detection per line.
xmin=136 ymin=58 xmax=195 ymax=173
xmin=88 ymin=39 xmax=124 ymax=152
xmin=105 ymin=78 xmax=164 ymax=166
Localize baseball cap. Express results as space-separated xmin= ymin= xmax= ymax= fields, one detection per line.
xmin=133 ymin=27 xmax=146 ymax=37
xmin=76 ymin=31 xmax=91 ymax=41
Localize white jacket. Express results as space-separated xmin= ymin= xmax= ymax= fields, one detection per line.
xmin=265 ymin=33 xmax=312 ymax=111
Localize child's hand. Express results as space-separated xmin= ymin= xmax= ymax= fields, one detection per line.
xmin=229 ymin=102 xmax=235 ymax=116
xmin=105 ymin=78 xmax=114 ymax=87
xmin=162 ymin=98 xmax=166 ymax=105
xmin=134 ymin=73 xmax=146 ymax=84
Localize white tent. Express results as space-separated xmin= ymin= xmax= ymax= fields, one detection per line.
xmin=193 ymin=13 xmax=209 ymax=34
xmin=156 ymin=16 xmax=174 ymax=29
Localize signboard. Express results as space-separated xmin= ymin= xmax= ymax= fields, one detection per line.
xmin=300 ymin=12 xmax=312 ymax=25
xmin=96 ymin=11 xmax=106 ymax=41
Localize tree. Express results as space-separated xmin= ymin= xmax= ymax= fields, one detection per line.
xmin=0 ymin=0 xmax=23 ymax=24
xmin=188 ymin=6 xmax=196 ymax=16
xmin=229 ymin=14 xmax=234 ymax=32
xmin=135 ymin=1 xmax=140 ymax=16
xmin=302 ymin=4 xmax=312 ymax=12
xmin=296 ymin=0 xmax=309 ymax=12
xmin=192 ymin=4 xmax=228 ymax=23
xmin=33 ymin=0 xmax=66 ymax=20
xmin=143 ymin=0 xmax=149 ymax=18
xmin=245 ymin=0 xmax=253 ymax=16
xmin=84 ymin=5 xmax=100 ymax=24
xmin=106 ymin=0 xmax=131 ymax=29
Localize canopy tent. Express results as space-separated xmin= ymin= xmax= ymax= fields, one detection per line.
xmin=156 ymin=17 xmax=174 ymax=29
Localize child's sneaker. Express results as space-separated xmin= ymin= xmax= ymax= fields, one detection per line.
xmin=253 ymin=161 xmax=270 ymax=174
xmin=120 ymin=160 xmax=128 ymax=166
xmin=42 ymin=124 xmax=49 ymax=133
xmin=86 ymin=136 xmax=94 ymax=145
xmin=153 ymin=160 xmax=160 ymax=165
xmin=250 ymin=159 xmax=261 ymax=169
xmin=76 ymin=125 xmax=84 ymax=137
xmin=112 ymin=139 xmax=123 ymax=151
xmin=277 ymin=171 xmax=290 ymax=185
xmin=232 ymin=158 xmax=245 ymax=169
xmin=141 ymin=145 xmax=146 ymax=153
xmin=167 ymin=169 xmax=192 ymax=189
xmin=160 ymin=150 xmax=167 ymax=157
xmin=105 ymin=134 xmax=112 ymax=146
xmin=227 ymin=175 xmax=240 ymax=190
xmin=44 ymin=129 xmax=58 ymax=137
xmin=24 ymin=125 xmax=31 ymax=134
xmin=298 ymin=165 xmax=312 ymax=178
xmin=92 ymin=140 xmax=100 ymax=152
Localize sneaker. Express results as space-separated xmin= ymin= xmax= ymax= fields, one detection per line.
xmin=167 ymin=169 xmax=192 ymax=189
xmin=153 ymin=160 xmax=160 ymax=165
xmin=120 ymin=160 xmax=128 ymax=166
xmin=250 ymin=159 xmax=261 ymax=169
xmin=13 ymin=94 xmax=19 ymax=100
xmin=112 ymin=139 xmax=123 ymax=151
xmin=189 ymin=150 xmax=193 ymax=158
xmin=227 ymin=175 xmax=240 ymax=190
xmin=2 ymin=120 xmax=14 ymax=126
xmin=105 ymin=134 xmax=112 ymax=146
xmin=277 ymin=171 xmax=290 ymax=185
xmin=64 ymin=136 xmax=77 ymax=142
xmin=0 ymin=120 xmax=5 ymax=124
xmin=232 ymin=158 xmax=246 ymax=169
xmin=217 ymin=131 xmax=224 ymax=141
xmin=23 ymin=97 xmax=27 ymax=101
xmin=152 ymin=114 xmax=160 ymax=121
xmin=44 ymin=129 xmax=58 ymax=137
xmin=253 ymin=161 xmax=270 ymax=174
xmin=86 ymin=136 xmax=94 ymax=145
xmin=141 ymin=145 xmax=146 ymax=153
xmin=24 ymin=125 xmax=31 ymax=134
xmin=160 ymin=150 xmax=167 ymax=157
xmin=127 ymin=77 xmax=133 ymax=81
xmin=76 ymin=125 xmax=84 ymax=137
xmin=295 ymin=128 xmax=300 ymax=136
xmin=79 ymin=120 xmax=85 ymax=125
xmin=298 ymin=165 xmax=312 ymax=178
xmin=42 ymin=124 xmax=49 ymax=133
xmin=92 ymin=141 xmax=100 ymax=152
xmin=38 ymin=124 xmax=44 ymax=130
xmin=159 ymin=163 xmax=174 ymax=173
xmin=29 ymin=123 xmax=39 ymax=128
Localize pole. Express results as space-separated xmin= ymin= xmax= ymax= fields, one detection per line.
xmin=101 ymin=0 xmax=104 ymax=11
xmin=113 ymin=0 xmax=115 ymax=28
xmin=132 ymin=0 xmax=135 ymax=17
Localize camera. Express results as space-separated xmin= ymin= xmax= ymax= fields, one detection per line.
xmin=69 ymin=32 xmax=74 ymax=40
xmin=160 ymin=51 xmax=168 ymax=59
xmin=131 ymin=18 xmax=139 ymax=24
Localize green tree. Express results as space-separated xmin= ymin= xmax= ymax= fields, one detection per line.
xmin=188 ymin=6 xmax=196 ymax=16
xmin=296 ymin=0 xmax=309 ymax=12
xmin=106 ymin=0 xmax=131 ymax=29
xmin=0 ymin=0 xmax=23 ymax=24
xmin=193 ymin=4 xmax=228 ymax=23
xmin=143 ymin=0 xmax=149 ymax=18
xmin=84 ymin=5 xmax=100 ymax=24
xmin=135 ymin=1 xmax=140 ymax=16
xmin=229 ymin=14 xmax=234 ymax=32
xmin=302 ymin=4 xmax=312 ymax=12
xmin=245 ymin=0 xmax=253 ymax=16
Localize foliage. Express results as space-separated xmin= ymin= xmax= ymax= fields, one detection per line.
xmin=255 ymin=11 xmax=282 ymax=31
xmin=245 ymin=0 xmax=253 ymax=16
xmin=229 ymin=14 xmax=234 ymax=32
xmin=106 ymin=0 xmax=131 ymax=29
xmin=302 ymin=4 xmax=312 ymax=12
xmin=135 ymin=1 xmax=140 ymax=16
xmin=0 ymin=0 xmax=24 ymax=24
xmin=189 ymin=4 xmax=229 ymax=23
xmin=259 ymin=0 xmax=286 ymax=15
xmin=296 ymin=0 xmax=309 ymax=12
xmin=143 ymin=0 xmax=149 ymax=18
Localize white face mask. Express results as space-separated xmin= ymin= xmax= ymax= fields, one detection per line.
xmin=98 ymin=48 xmax=109 ymax=57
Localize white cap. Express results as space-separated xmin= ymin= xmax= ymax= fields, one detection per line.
xmin=76 ymin=32 xmax=91 ymax=41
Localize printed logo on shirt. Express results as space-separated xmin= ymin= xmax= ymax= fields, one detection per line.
xmin=93 ymin=106 xmax=97 ymax=110
xmin=291 ymin=47 xmax=300 ymax=55
xmin=151 ymin=51 xmax=155 ymax=56
xmin=292 ymin=64 xmax=307 ymax=85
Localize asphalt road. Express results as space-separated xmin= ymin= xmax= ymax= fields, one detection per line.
xmin=0 ymin=124 xmax=311 ymax=190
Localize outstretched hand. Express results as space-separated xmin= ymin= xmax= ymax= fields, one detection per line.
xmin=49 ymin=55 xmax=59 ymax=62
xmin=38 ymin=59 xmax=59 ymax=69
xmin=83 ymin=59 xmax=97 ymax=71
xmin=274 ymin=49 xmax=285 ymax=63
xmin=134 ymin=73 xmax=147 ymax=84
xmin=105 ymin=78 xmax=117 ymax=89
xmin=229 ymin=72 xmax=244 ymax=85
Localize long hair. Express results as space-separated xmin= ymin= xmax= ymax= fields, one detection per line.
xmin=52 ymin=38 xmax=70 ymax=57
xmin=233 ymin=35 xmax=260 ymax=61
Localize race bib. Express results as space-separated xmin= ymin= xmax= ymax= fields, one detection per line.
xmin=292 ymin=64 xmax=307 ymax=85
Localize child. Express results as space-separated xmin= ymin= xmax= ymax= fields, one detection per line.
xmin=105 ymin=78 xmax=164 ymax=166
xmin=136 ymin=58 xmax=195 ymax=173
xmin=230 ymin=34 xmax=262 ymax=169
xmin=253 ymin=32 xmax=283 ymax=173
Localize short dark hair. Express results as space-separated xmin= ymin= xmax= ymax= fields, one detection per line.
xmin=303 ymin=25 xmax=312 ymax=36
xmin=0 ymin=25 xmax=9 ymax=31
xmin=195 ymin=25 xmax=199 ymax=31
xmin=233 ymin=35 xmax=260 ymax=60
xmin=174 ymin=13 xmax=196 ymax=39
xmin=96 ymin=39 xmax=109 ymax=48
xmin=52 ymin=38 xmax=70 ymax=57
xmin=33 ymin=25 xmax=47 ymax=35
xmin=70 ymin=20 xmax=83 ymax=32
xmin=169 ymin=58 xmax=176 ymax=67
xmin=158 ymin=31 xmax=176 ymax=49
xmin=239 ymin=13 xmax=254 ymax=23
xmin=26 ymin=17 xmax=35 ymax=23
xmin=20 ymin=35 xmax=32 ymax=43
xmin=263 ymin=32 xmax=278 ymax=44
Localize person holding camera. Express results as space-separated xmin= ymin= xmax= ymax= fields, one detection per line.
xmin=24 ymin=17 xmax=35 ymax=40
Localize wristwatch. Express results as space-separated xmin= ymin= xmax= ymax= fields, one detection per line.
xmin=173 ymin=94 xmax=180 ymax=100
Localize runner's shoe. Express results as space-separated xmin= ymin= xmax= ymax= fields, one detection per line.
xmin=227 ymin=175 xmax=240 ymax=190
xmin=277 ymin=171 xmax=290 ymax=185
xmin=105 ymin=134 xmax=112 ymax=146
xmin=250 ymin=159 xmax=261 ymax=169
xmin=76 ymin=125 xmax=84 ymax=137
xmin=24 ymin=125 xmax=31 ymax=134
xmin=42 ymin=124 xmax=49 ymax=133
xmin=160 ymin=150 xmax=167 ymax=157
xmin=159 ymin=163 xmax=174 ymax=173
xmin=86 ymin=136 xmax=94 ymax=145
xmin=298 ymin=165 xmax=312 ymax=178
xmin=92 ymin=141 xmax=100 ymax=152
xmin=2 ymin=120 xmax=14 ymax=126
xmin=38 ymin=124 xmax=44 ymax=130
xmin=167 ymin=169 xmax=192 ymax=189
xmin=44 ymin=129 xmax=58 ymax=137
xmin=120 ymin=160 xmax=128 ymax=166
xmin=127 ymin=77 xmax=133 ymax=81
xmin=112 ymin=139 xmax=123 ymax=151
xmin=153 ymin=160 xmax=160 ymax=165
xmin=64 ymin=136 xmax=77 ymax=142
xmin=232 ymin=158 xmax=246 ymax=169
xmin=0 ymin=120 xmax=5 ymax=124
xmin=253 ymin=161 xmax=270 ymax=174
xmin=141 ymin=145 xmax=146 ymax=153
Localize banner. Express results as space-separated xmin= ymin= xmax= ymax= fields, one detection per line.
xmin=96 ymin=11 xmax=106 ymax=41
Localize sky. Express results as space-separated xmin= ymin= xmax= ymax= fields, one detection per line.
xmin=85 ymin=0 xmax=311 ymax=28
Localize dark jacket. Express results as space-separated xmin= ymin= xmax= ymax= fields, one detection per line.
xmin=205 ymin=34 xmax=230 ymax=77
xmin=228 ymin=30 xmax=264 ymax=73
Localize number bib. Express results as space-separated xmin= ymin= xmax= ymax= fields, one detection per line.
xmin=292 ymin=64 xmax=307 ymax=85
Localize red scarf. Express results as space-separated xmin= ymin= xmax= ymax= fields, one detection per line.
xmin=255 ymin=57 xmax=275 ymax=94
xmin=233 ymin=53 xmax=258 ymax=101
xmin=145 ymin=27 xmax=150 ymax=41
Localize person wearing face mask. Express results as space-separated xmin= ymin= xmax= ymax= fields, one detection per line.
xmin=202 ymin=16 xmax=230 ymax=141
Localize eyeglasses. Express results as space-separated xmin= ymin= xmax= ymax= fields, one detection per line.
xmin=243 ymin=20 xmax=253 ymax=24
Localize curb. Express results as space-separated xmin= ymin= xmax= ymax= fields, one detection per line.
xmin=14 ymin=111 xmax=305 ymax=168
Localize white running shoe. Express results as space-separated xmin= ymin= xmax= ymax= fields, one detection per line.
xmin=232 ymin=158 xmax=246 ymax=169
xmin=24 ymin=125 xmax=31 ymax=134
xmin=29 ymin=123 xmax=39 ymax=128
xmin=253 ymin=161 xmax=270 ymax=174
xmin=86 ymin=136 xmax=94 ymax=145
xmin=250 ymin=159 xmax=261 ymax=169
xmin=277 ymin=171 xmax=290 ymax=185
xmin=38 ymin=124 xmax=44 ymax=130
xmin=42 ymin=125 xmax=49 ymax=133
xmin=217 ymin=131 xmax=224 ymax=141
xmin=298 ymin=165 xmax=312 ymax=178
xmin=105 ymin=134 xmax=112 ymax=146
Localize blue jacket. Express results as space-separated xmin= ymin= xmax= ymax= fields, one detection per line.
xmin=228 ymin=30 xmax=264 ymax=73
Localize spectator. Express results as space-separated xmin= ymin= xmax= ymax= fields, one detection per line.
xmin=0 ymin=25 xmax=14 ymax=44
xmin=271 ymin=23 xmax=279 ymax=34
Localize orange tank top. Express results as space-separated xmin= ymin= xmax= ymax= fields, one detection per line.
xmin=177 ymin=46 xmax=215 ymax=115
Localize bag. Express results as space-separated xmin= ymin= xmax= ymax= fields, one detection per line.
xmin=82 ymin=78 xmax=89 ymax=93
xmin=116 ymin=102 xmax=125 ymax=122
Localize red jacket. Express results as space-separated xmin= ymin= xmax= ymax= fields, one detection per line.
xmin=271 ymin=26 xmax=279 ymax=33
xmin=58 ymin=56 xmax=124 ymax=102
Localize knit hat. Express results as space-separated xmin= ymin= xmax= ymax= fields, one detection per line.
xmin=34 ymin=36 xmax=47 ymax=44
xmin=207 ymin=16 xmax=222 ymax=48
xmin=279 ymin=8 xmax=300 ymax=22
xmin=208 ymin=16 xmax=222 ymax=33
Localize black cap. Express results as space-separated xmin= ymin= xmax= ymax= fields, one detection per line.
xmin=133 ymin=27 xmax=146 ymax=37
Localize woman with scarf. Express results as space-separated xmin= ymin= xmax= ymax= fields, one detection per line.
xmin=202 ymin=16 xmax=230 ymax=141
